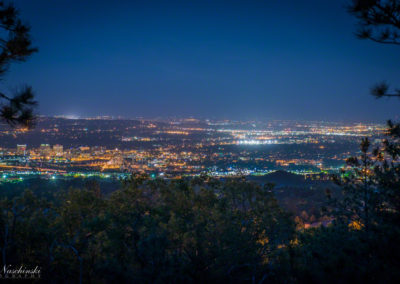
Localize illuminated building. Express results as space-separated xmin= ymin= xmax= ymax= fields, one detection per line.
xmin=40 ymin=144 xmax=51 ymax=157
xmin=16 ymin=144 xmax=27 ymax=156
xmin=53 ymin=144 xmax=63 ymax=156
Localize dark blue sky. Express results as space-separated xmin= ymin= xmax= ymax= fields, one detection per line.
xmin=5 ymin=0 xmax=400 ymax=122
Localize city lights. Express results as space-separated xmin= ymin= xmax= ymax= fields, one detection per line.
xmin=0 ymin=117 xmax=386 ymax=182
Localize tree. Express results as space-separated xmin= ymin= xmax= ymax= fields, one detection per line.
xmin=331 ymin=138 xmax=379 ymax=232
xmin=0 ymin=1 xmax=37 ymax=128
xmin=103 ymin=175 xmax=295 ymax=283
xmin=286 ymin=4 xmax=400 ymax=282
xmin=347 ymin=0 xmax=400 ymax=224
xmin=0 ymin=174 xmax=298 ymax=283
xmin=295 ymin=3 xmax=400 ymax=281
xmin=349 ymin=0 xmax=400 ymax=98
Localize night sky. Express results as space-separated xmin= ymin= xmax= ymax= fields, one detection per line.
xmin=5 ymin=0 xmax=400 ymax=122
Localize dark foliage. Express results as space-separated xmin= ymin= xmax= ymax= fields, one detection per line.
xmin=349 ymin=0 xmax=400 ymax=45
xmin=0 ymin=1 xmax=37 ymax=128
xmin=0 ymin=176 xmax=297 ymax=283
xmin=349 ymin=0 xmax=400 ymax=98
xmin=1 ymin=163 xmax=399 ymax=283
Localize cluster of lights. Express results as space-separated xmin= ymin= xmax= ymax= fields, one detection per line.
xmin=236 ymin=139 xmax=277 ymax=145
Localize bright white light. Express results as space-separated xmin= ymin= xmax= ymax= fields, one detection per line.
xmin=237 ymin=139 xmax=277 ymax=145
xmin=64 ymin=114 xmax=80 ymax=119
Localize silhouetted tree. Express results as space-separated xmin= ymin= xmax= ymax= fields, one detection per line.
xmin=349 ymin=0 xmax=400 ymax=98
xmin=0 ymin=1 xmax=37 ymax=128
xmin=346 ymin=1 xmax=400 ymax=224
xmin=331 ymin=138 xmax=379 ymax=232
xmin=283 ymin=4 xmax=400 ymax=282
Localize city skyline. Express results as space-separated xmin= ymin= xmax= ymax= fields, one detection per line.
xmin=1 ymin=116 xmax=383 ymax=181
xmin=38 ymin=114 xmax=393 ymax=124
